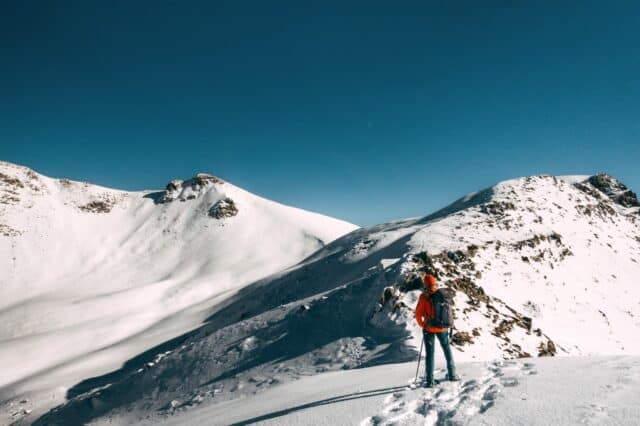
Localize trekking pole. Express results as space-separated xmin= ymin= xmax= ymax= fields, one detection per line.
xmin=413 ymin=333 xmax=424 ymax=386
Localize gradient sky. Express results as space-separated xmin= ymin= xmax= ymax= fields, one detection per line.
xmin=2 ymin=1 xmax=639 ymax=225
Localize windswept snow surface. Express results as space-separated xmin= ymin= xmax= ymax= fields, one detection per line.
xmin=27 ymin=172 xmax=640 ymax=425
xmin=146 ymin=356 xmax=640 ymax=426
xmin=0 ymin=161 xmax=357 ymax=423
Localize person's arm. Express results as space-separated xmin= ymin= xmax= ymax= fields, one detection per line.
xmin=415 ymin=295 xmax=426 ymax=328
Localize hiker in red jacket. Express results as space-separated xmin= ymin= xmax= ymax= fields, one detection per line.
xmin=415 ymin=273 xmax=459 ymax=387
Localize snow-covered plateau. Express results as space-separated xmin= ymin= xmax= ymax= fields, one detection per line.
xmin=1 ymin=161 xmax=640 ymax=425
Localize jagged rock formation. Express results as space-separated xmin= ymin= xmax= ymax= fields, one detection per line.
xmin=586 ymin=173 xmax=639 ymax=208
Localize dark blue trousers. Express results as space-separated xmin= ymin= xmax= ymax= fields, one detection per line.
xmin=423 ymin=330 xmax=456 ymax=383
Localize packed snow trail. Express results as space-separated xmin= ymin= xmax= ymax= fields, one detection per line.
xmin=105 ymin=357 xmax=640 ymax=426
xmin=363 ymin=359 xmax=537 ymax=425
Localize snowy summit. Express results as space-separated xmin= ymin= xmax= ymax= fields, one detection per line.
xmin=2 ymin=162 xmax=640 ymax=425
xmin=0 ymin=161 xmax=356 ymax=424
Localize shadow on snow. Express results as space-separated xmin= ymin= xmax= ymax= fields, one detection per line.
xmin=33 ymin=186 xmax=493 ymax=425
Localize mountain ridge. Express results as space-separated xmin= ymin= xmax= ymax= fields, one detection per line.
xmin=24 ymin=172 xmax=640 ymax=425
xmin=2 ymin=163 xmax=640 ymax=424
xmin=0 ymin=160 xmax=358 ymax=424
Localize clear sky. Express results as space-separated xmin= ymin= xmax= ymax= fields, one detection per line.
xmin=2 ymin=1 xmax=639 ymax=226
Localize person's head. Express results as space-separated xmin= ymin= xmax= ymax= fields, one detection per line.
xmin=422 ymin=273 xmax=437 ymax=293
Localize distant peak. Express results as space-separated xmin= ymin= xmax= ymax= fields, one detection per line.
xmin=575 ymin=173 xmax=639 ymax=209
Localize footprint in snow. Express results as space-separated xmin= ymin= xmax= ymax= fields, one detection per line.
xmin=579 ymin=403 xmax=611 ymax=425
xmin=361 ymin=360 xmax=538 ymax=426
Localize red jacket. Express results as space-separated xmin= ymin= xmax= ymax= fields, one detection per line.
xmin=415 ymin=291 xmax=445 ymax=333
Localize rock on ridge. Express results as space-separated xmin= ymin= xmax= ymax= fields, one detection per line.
xmin=579 ymin=173 xmax=639 ymax=208
xmin=159 ymin=173 xmax=224 ymax=203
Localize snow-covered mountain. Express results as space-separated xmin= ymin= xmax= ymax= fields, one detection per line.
xmin=3 ymin=166 xmax=640 ymax=424
xmin=0 ymin=161 xmax=357 ymax=423
xmin=4 ymin=166 xmax=640 ymax=425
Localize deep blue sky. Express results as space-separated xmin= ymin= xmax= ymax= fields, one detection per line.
xmin=2 ymin=1 xmax=639 ymax=225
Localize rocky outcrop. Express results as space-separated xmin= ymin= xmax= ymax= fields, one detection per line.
xmin=0 ymin=223 xmax=21 ymax=237
xmin=208 ymin=198 xmax=238 ymax=219
xmin=78 ymin=200 xmax=114 ymax=213
xmin=0 ymin=172 xmax=23 ymax=188
xmin=481 ymin=201 xmax=516 ymax=216
xmin=576 ymin=173 xmax=639 ymax=209
xmin=403 ymin=246 xmax=556 ymax=358
xmin=0 ymin=166 xmax=48 ymax=205
xmin=159 ymin=173 xmax=224 ymax=203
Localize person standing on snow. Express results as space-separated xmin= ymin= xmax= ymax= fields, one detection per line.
xmin=415 ymin=273 xmax=459 ymax=387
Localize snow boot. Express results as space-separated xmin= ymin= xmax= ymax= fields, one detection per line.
xmin=446 ymin=373 xmax=460 ymax=382
xmin=422 ymin=378 xmax=439 ymax=388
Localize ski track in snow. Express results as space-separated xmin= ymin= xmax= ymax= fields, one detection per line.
xmin=362 ymin=360 xmax=538 ymax=426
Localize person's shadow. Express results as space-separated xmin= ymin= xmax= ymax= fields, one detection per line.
xmin=230 ymin=385 xmax=408 ymax=425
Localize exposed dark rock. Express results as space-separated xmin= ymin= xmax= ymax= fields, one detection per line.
xmin=0 ymin=223 xmax=22 ymax=237
xmin=574 ymin=182 xmax=603 ymax=200
xmin=25 ymin=170 xmax=39 ymax=180
xmin=559 ymin=248 xmax=573 ymax=260
xmin=513 ymin=235 xmax=546 ymax=250
xmin=79 ymin=200 xmax=113 ymax=213
xmin=451 ymin=331 xmax=473 ymax=346
xmin=538 ymin=340 xmax=557 ymax=356
xmin=397 ymin=275 xmax=423 ymax=292
xmin=449 ymin=276 xmax=489 ymax=304
xmin=0 ymin=172 xmax=24 ymax=188
xmin=549 ymin=232 xmax=562 ymax=245
xmin=410 ymin=251 xmax=438 ymax=278
xmin=589 ymin=174 xmax=622 ymax=194
xmin=576 ymin=202 xmax=616 ymax=218
xmin=617 ymin=190 xmax=639 ymax=208
xmin=447 ymin=250 xmax=466 ymax=263
xmin=492 ymin=319 xmax=515 ymax=338
xmin=467 ymin=244 xmax=479 ymax=256
xmin=194 ymin=173 xmax=223 ymax=186
xmin=165 ymin=181 xmax=181 ymax=192
xmin=582 ymin=174 xmax=639 ymax=208
xmin=481 ymin=201 xmax=516 ymax=216
xmin=159 ymin=174 xmax=224 ymax=204
xmin=375 ymin=286 xmax=407 ymax=313
xmin=350 ymin=239 xmax=376 ymax=257
xmin=208 ymin=198 xmax=238 ymax=219
xmin=0 ymin=193 xmax=20 ymax=205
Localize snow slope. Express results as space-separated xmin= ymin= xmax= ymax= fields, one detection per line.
xmin=28 ymin=172 xmax=640 ymax=425
xmin=0 ymin=161 xmax=357 ymax=423
xmin=148 ymin=356 xmax=640 ymax=426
